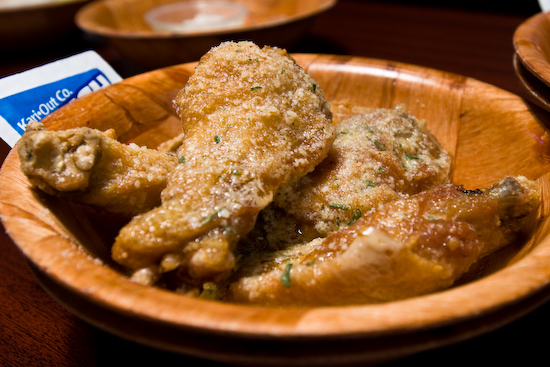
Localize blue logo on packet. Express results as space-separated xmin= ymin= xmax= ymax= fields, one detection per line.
xmin=0 ymin=69 xmax=113 ymax=135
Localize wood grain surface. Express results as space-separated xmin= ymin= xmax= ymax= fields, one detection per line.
xmin=2 ymin=1 xmax=549 ymax=367
xmin=513 ymin=11 xmax=550 ymax=111
xmin=515 ymin=11 xmax=550 ymax=87
xmin=77 ymin=0 xmax=336 ymax=34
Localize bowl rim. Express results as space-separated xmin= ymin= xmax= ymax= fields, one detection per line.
xmin=75 ymin=0 xmax=338 ymax=39
xmin=514 ymin=10 xmax=550 ymax=88
xmin=2 ymin=54 xmax=550 ymax=341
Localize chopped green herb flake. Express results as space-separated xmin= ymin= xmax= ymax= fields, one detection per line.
xmin=378 ymin=167 xmax=386 ymax=173
xmin=178 ymin=156 xmax=186 ymax=163
xmin=427 ymin=215 xmax=439 ymax=220
xmin=232 ymin=168 xmax=242 ymax=175
xmin=281 ymin=263 xmax=292 ymax=288
xmin=306 ymin=261 xmax=316 ymax=266
xmin=200 ymin=207 xmax=225 ymax=226
xmin=348 ymin=209 xmax=362 ymax=226
xmin=365 ymin=180 xmax=376 ymax=188
xmin=329 ymin=202 xmax=349 ymax=210
xmin=405 ymin=152 xmax=419 ymax=160
xmin=251 ymin=86 xmax=262 ymax=91
xmin=374 ymin=140 xmax=386 ymax=151
xmin=312 ymin=83 xmax=317 ymax=92
xmin=199 ymin=282 xmax=217 ymax=299
xmin=281 ymin=69 xmax=286 ymax=74
xmin=214 ymin=135 xmax=222 ymax=144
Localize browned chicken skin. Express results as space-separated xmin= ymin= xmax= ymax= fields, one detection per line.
xmin=228 ymin=176 xmax=540 ymax=306
xmin=17 ymin=121 xmax=177 ymax=217
xmin=255 ymin=105 xmax=452 ymax=247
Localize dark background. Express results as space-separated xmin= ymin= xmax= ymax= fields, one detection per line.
xmin=381 ymin=0 xmax=541 ymax=14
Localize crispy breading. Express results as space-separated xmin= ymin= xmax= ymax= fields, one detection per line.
xmin=228 ymin=176 xmax=540 ymax=306
xmin=17 ymin=122 xmax=177 ymax=216
xmin=112 ymin=41 xmax=335 ymax=283
xmin=257 ymin=105 xmax=452 ymax=247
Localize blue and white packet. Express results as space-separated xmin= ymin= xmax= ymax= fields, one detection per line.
xmin=0 ymin=51 xmax=122 ymax=148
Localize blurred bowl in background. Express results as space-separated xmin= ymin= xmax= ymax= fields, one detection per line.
xmin=0 ymin=0 xmax=89 ymax=49
xmin=513 ymin=11 xmax=550 ymax=88
xmin=513 ymin=10 xmax=550 ymax=109
xmin=75 ymin=0 xmax=337 ymax=70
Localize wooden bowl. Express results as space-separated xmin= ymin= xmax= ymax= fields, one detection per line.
xmin=75 ymin=0 xmax=337 ymax=70
xmin=0 ymin=0 xmax=89 ymax=49
xmin=514 ymin=11 xmax=550 ymax=94
xmin=513 ymin=51 xmax=550 ymax=111
xmin=2 ymin=54 xmax=550 ymax=366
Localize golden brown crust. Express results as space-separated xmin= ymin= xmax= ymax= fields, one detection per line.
xmin=257 ymin=105 xmax=452 ymax=247
xmin=228 ymin=176 xmax=540 ymax=306
xmin=17 ymin=122 xmax=177 ymax=216
xmin=112 ymin=42 xmax=335 ymax=282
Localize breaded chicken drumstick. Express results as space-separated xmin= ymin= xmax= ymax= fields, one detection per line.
xmin=112 ymin=41 xmax=335 ymax=285
xmin=229 ymin=176 xmax=540 ymax=306
xmin=258 ymin=105 xmax=452 ymax=247
xmin=17 ymin=121 xmax=178 ymax=217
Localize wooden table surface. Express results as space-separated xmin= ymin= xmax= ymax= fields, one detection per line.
xmin=1 ymin=1 xmax=548 ymax=366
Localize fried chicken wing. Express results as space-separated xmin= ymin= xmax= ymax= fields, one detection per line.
xmin=112 ymin=41 xmax=335 ymax=283
xmin=17 ymin=121 xmax=178 ymax=216
xmin=258 ymin=106 xmax=452 ymax=247
xmin=228 ymin=176 xmax=540 ymax=306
